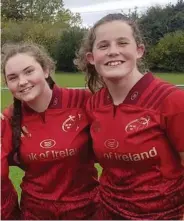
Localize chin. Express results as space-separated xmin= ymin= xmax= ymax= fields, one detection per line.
xmin=103 ymin=73 xmax=127 ymax=81
xmin=21 ymin=94 xmax=37 ymax=103
xmin=22 ymin=98 xmax=34 ymax=103
xmin=106 ymin=69 xmax=133 ymax=79
xmin=107 ymin=77 xmax=125 ymax=83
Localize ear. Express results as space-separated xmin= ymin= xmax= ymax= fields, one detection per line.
xmin=44 ymin=69 xmax=49 ymax=78
xmin=137 ymin=44 xmax=145 ymax=59
xmin=86 ymin=52 xmax=95 ymax=65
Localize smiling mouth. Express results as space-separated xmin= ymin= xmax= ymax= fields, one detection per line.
xmin=20 ymin=86 xmax=34 ymax=93
xmin=105 ymin=60 xmax=125 ymax=66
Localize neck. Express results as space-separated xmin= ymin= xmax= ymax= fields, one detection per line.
xmin=26 ymin=84 xmax=53 ymax=112
xmin=104 ymin=69 xmax=143 ymax=105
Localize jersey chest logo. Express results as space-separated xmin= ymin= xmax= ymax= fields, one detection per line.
xmin=40 ymin=139 xmax=56 ymax=149
xmin=62 ymin=114 xmax=82 ymax=132
xmin=125 ymin=116 xmax=151 ymax=133
xmin=104 ymin=139 xmax=119 ymax=149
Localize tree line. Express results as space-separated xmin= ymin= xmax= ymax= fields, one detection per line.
xmin=2 ymin=0 xmax=184 ymax=72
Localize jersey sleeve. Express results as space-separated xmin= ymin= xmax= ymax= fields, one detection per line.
xmin=85 ymin=95 xmax=100 ymax=164
xmin=85 ymin=95 xmax=94 ymax=124
xmin=3 ymin=107 xmax=21 ymax=167
xmin=1 ymin=117 xmax=20 ymax=220
xmin=160 ymin=89 xmax=184 ymax=165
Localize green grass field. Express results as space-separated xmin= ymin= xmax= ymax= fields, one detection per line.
xmin=1 ymin=72 xmax=184 ymax=199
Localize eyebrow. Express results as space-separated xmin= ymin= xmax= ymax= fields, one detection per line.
xmin=6 ymin=66 xmax=32 ymax=77
xmin=96 ymin=37 xmax=130 ymax=45
xmin=117 ymin=37 xmax=130 ymax=41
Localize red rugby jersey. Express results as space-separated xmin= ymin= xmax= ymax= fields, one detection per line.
xmin=1 ymin=85 xmax=98 ymax=219
xmin=86 ymin=73 xmax=184 ymax=220
xmin=1 ymin=117 xmax=20 ymax=220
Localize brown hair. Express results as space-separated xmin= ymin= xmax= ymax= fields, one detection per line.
xmin=1 ymin=42 xmax=56 ymax=161
xmin=74 ymin=13 xmax=146 ymax=93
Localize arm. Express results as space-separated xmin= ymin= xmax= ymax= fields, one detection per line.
xmin=180 ymin=152 xmax=184 ymax=167
xmin=165 ymin=113 xmax=184 ymax=166
xmin=1 ymin=111 xmax=22 ymax=167
xmin=160 ymin=90 xmax=184 ymax=219
xmin=1 ymin=117 xmax=20 ymax=220
xmin=161 ymin=90 xmax=184 ymax=167
xmin=85 ymin=94 xmax=99 ymax=164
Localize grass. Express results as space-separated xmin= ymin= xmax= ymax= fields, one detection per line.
xmin=155 ymin=72 xmax=184 ymax=84
xmin=1 ymin=72 xmax=184 ymax=199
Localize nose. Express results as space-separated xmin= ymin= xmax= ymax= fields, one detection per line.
xmin=107 ymin=43 xmax=120 ymax=56
xmin=19 ymin=76 xmax=28 ymax=87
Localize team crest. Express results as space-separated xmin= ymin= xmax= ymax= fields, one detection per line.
xmin=62 ymin=114 xmax=82 ymax=132
xmin=125 ymin=116 xmax=151 ymax=133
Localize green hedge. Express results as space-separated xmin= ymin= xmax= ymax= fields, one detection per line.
xmin=147 ymin=31 xmax=184 ymax=72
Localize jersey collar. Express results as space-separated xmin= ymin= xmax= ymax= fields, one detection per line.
xmin=22 ymin=84 xmax=62 ymax=113
xmin=105 ymin=72 xmax=154 ymax=106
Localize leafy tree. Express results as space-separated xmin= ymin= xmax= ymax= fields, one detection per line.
xmin=1 ymin=0 xmax=82 ymax=26
xmin=1 ymin=20 xmax=65 ymax=58
xmin=1 ymin=0 xmax=25 ymax=21
xmin=138 ymin=0 xmax=184 ymax=45
xmin=55 ymin=27 xmax=86 ymax=72
xmin=148 ymin=31 xmax=184 ymax=72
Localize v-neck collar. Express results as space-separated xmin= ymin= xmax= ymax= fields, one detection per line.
xmin=22 ymin=84 xmax=62 ymax=114
xmin=104 ymin=72 xmax=154 ymax=106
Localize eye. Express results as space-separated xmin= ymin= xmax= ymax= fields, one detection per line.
xmin=25 ymin=69 xmax=34 ymax=74
xmin=118 ymin=42 xmax=128 ymax=46
xmin=98 ymin=44 xmax=108 ymax=50
xmin=8 ymin=76 xmax=17 ymax=81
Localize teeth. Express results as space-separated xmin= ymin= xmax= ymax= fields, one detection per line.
xmin=107 ymin=61 xmax=122 ymax=66
xmin=21 ymin=87 xmax=33 ymax=93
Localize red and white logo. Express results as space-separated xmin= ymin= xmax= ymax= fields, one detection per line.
xmin=40 ymin=139 xmax=56 ymax=148
xmin=125 ymin=116 xmax=150 ymax=133
xmin=53 ymin=97 xmax=58 ymax=106
xmin=62 ymin=114 xmax=82 ymax=132
xmin=131 ymin=91 xmax=139 ymax=100
xmin=104 ymin=139 xmax=119 ymax=149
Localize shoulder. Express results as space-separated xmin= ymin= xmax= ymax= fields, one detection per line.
xmin=140 ymin=76 xmax=182 ymax=111
xmin=60 ymin=87 xmax=92 ymax=108
xmin=1 ymin=109 xmax=13 ymax=137
xmin=2 ymin=105 xmax=13 ymax=119
xmin=147 ymin=77 xmax=178 ymax=101
xmin=160 ymin=86 xmax=184 ymax=115
xmin=86 ymin=87 xmax=108 ymax=111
